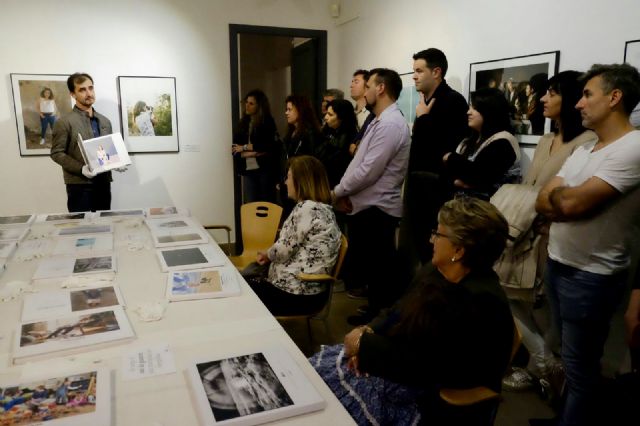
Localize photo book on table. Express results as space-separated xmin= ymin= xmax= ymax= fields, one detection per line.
xmin=13 ymin=306 xmax=135 ymax=364
xmin=166 ymin=267 xmax=240 ymax=302
xmin=186 ymin=345 xmax=325 ymax=426
xmin=156 ymin=244 xmax=226 ymax=272
xmin=0 ymin=366 xmax=111 ymax=425
xmin=0 ymin=214 xmax=35 ymax=227
xmin=33 ymin=254 xmax=116 ymax=280
xmin=53 ymin=234 xmax=114 ymax=256
xmin=77 ymin=132 xmax=131 ymax=174
xmin=0 ymin=226 xmax=29 ymax=242
xmin=21 ymin=285 xmax=125 ymax=323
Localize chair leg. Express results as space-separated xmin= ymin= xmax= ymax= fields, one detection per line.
xmin=306 ymin=318 xmax=314 ymax=350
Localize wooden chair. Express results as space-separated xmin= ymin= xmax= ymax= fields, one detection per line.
xmin=437 ymin=322 xmax=522 ymax=425
xmin=208 ymin=202 xmax=282 ymax=269
xmin=275 ymin=234 xmax=348 ymax=344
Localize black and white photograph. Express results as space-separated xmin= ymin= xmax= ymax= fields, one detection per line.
xmin=98 ymin=209 xmax=144 ymax=217
xmin=196 ymin=353 xmax=293 ymax=422
xmin=73 ymin=256 xmax=113 ymax=274
xmin=469 ymin=51 xmax=560 ymax=144
xmin=44 ymin=212 xmax=86 ymax=222
xmin=157 ymin=233 xmax=204 ymax=244
xmin=10 ymin=73 xmax=72 ymax=156
xmin=624 ymin=39 xmax=640 ymax=128
xmin=117 ymin=76 xmax=179 ymax=153
xmin=156 ymin=244 xmax=225 ymax=271
xmin=162 ymin=247 xmax=208 ymax=267
xmin=0 ymin=214 xmax=34 ymax=226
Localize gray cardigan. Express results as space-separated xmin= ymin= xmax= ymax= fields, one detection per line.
xmin=51 ymin=106 xmax=113 ymax=184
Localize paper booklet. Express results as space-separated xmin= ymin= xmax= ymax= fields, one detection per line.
xmin=166 ymin=267 xmax=241 ymax=302
xmin=187 ymin=345 xmax=326 ymax=426
xmin=147 ymin=217 xmax=210 ymax=248
xmin=37 ymin=212 xmax=88 ymax=223
xmin=0 ymin=214 xmax=35 ymax=227
xmin=33 ymin=254 xmax=116 ymax=280
xmin=21 ymin=285 xmax=126 ymax=323
xmin=54 ymin=223 xmax=113 ymax=238
xmin=53 ymin=234 xmax=114 ymax=256
xmin=0 ymin=366 xmax=111 ymax=425
xmin=0 ymin=241 xmax=18 ymax=259
xmin=0 ymin=226 xmax=29 ymax=242
xmin=77 ymin=132 xmax=131 ymax=174
xmin=156 ymin=244 xmax=226 ymax=272
xmin=13 ymin=305 xmax=135 ymax=365
xmin=145 ymin=206 xmax=191 ymax=218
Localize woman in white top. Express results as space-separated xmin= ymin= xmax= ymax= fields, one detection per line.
xmin=133 ymin=101 xmax=156 ymax=136
xmin=242 ymin=155 xmax=341 ymax=316
xmin=36 ymin=87 xmax=57 ymax=145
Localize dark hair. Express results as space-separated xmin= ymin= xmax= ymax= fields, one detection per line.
xmin=133 ymin=101 xmax=147 ymax=117
xmin=326 ymin=99 xmax=358 ymax=139
xmin=285 ymin=94 xmax=321 ymax=136
xmin=287 ymin=155 xmax=332 ymax=204
xmin=581 ymin=63 xmax=640 ymax=115
xmin=465 ymin=88 xmax=513 ymax=147
xmin=40 ymin=87 xmax=54 ymax=99
xmin=547 ymin=71 xmax=588 ymax=142
xmin=243 ymin=89 xmax=273 ymax=127
xmin=67 ymin=73 xmax=93 ymax=92
xmin=353 ymin=69 xmax=370 ymax=81
xmin=412 ymin=48 xmax=448 ymax=77
xmin=323 ymin=88 xmax=344 ymax=100
xmin=369 ymin=68 xmax=403 ymax=101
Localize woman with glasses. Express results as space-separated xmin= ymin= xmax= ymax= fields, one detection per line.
xmin=311 ymin=197 xmax=514 ymax=424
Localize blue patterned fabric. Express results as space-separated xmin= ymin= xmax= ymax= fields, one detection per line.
xmin=309 ymin=344 xmax=422 ymax=426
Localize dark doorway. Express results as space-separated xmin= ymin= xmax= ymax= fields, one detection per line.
xmin=228 ymin=24 xmax=327 ymax=251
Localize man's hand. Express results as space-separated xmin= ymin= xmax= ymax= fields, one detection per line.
xmin=334 ymin=197 xmax=353 ymax=213
xmin=416 ymin=92 xmax=436 ymax=118
xmin=81 ymin=165 xmax=97 ymax=179
xmin=349 ymin=143 xmax=358 ymax=156
xmin=256 ymin=251 xmax=270 ymax=265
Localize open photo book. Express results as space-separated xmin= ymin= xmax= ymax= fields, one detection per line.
xmin=77 ymin=132 xmax=131 ymax=174
xmin=186 ymin=345 xmax=326 ymax=425
xmin=0 ymin=367 xmax=111 ymax=425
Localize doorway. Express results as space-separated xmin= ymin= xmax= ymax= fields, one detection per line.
xmin=228 ymin=24 xmax=327 ymax=250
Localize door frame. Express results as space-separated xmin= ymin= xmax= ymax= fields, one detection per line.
xmin=228 ymin=24 xmax=327 ymax=250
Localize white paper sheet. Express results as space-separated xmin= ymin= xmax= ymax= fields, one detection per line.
xmin=121 ymin=343 xmax=177 ymax=381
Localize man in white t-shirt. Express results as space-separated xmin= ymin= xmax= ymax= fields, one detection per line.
xmin=535 ymin=64 xmax=640 ymax=426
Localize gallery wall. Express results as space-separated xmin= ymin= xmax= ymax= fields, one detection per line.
xmin=332 ymin=0 xmax=640 ymax=170
xmin=0 ymin=0 xmax=338 ymax=233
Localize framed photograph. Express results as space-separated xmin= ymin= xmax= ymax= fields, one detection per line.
xmin=156 ymin=244 xmax=226 ymax=272
xmin=397 ymin=72 xmax=420 ymax=128
xmin=13 ymin=306 xmax=134 ymax=364
xmin=0 ymin=367 xmax=111 ymax=425
xmin=624 ymin=40 xmax=640 ymax=128
xmin=10 ymin=73 xmax=73 ymax=156
xmin=166 ymin=267 xmax=241 ymax=302
xmin=469 ymin=51 xmax=560 ymax=145
xmin=117 ymin=76 xmax=179 ymax=153
xmin=78 ymin=132 xmax=131 ymax=174
xmin=187 ymin=346 xmax=325 ymax=426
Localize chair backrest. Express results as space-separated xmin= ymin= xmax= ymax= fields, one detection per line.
xmin=332 ymin=234 xmax=349 ymax=279
xmin=240 ymin=202 xmax=283 ymax=254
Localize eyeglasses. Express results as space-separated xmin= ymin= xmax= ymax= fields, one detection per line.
xmin=430 ymin=229 xmax=451 ymax=241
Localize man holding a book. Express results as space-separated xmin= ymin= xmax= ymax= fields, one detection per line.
xmin=51 ymin=72 xmax=113 ymax=212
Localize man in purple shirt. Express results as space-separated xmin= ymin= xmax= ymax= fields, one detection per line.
xmin=333 ymin=68 xmax=411 ymax=325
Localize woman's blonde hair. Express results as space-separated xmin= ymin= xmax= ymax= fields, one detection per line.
xmin=288 ymin=155 xmax=332 ymax=204
xmin=438 ymin=196 xmax=509 ymax=270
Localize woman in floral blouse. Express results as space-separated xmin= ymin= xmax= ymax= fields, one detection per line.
xmin=242 ymin=155 xmax=341 ymax=315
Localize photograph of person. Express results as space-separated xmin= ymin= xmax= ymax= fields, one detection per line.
xmin=20 ymin=311 xmax=120 ymax=347
xmin=170 ymin=270 xmax=222 ymax=296
xmin=36 ymin=87 xmax=58 ymax=146
xmin=0 ymin=371 xmax=98 ymax=423
xmin=70 ymin=286 xmax=119 ymax=311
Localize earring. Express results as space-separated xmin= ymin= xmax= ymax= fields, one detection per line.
xmin=451 ymin=256 xmax=456 ymax=262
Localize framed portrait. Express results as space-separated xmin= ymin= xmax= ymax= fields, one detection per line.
xmin=10 ymin=73 xmax=73 ymax=156
xmin=469 ymin=51 xmax=560 ymax=145
xmin=117 ymin=76 xmax=179 ymax=153
xmin=397 ymin=72 xmax=419 ymax=128
xmin=624 ymin=40 xmax=640 ymax=128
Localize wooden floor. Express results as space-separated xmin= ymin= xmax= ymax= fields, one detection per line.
xmin=279 ymin=282 xmax=632 ymax=426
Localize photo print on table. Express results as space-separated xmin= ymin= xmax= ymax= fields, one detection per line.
xmin=73 ymin=256 xmax=113 ymax=274
xmin=20 ymin=311 xmax=120 ymax=348
xmin=196 ymin=353 xmax=294 ymax=422
xmin=0 ymin=214 xmax=34 ymax=225
xmin=70 ymin=286 xmax=120 ymax=311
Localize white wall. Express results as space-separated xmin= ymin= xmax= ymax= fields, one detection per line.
xmin=0 ymin=0 xmax=338 ymax=234
xmin=333 ymin=0 xmax=640 ymax=172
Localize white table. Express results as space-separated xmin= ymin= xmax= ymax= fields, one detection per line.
xmin=0 ymin=216 xmax=355 ymax=425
